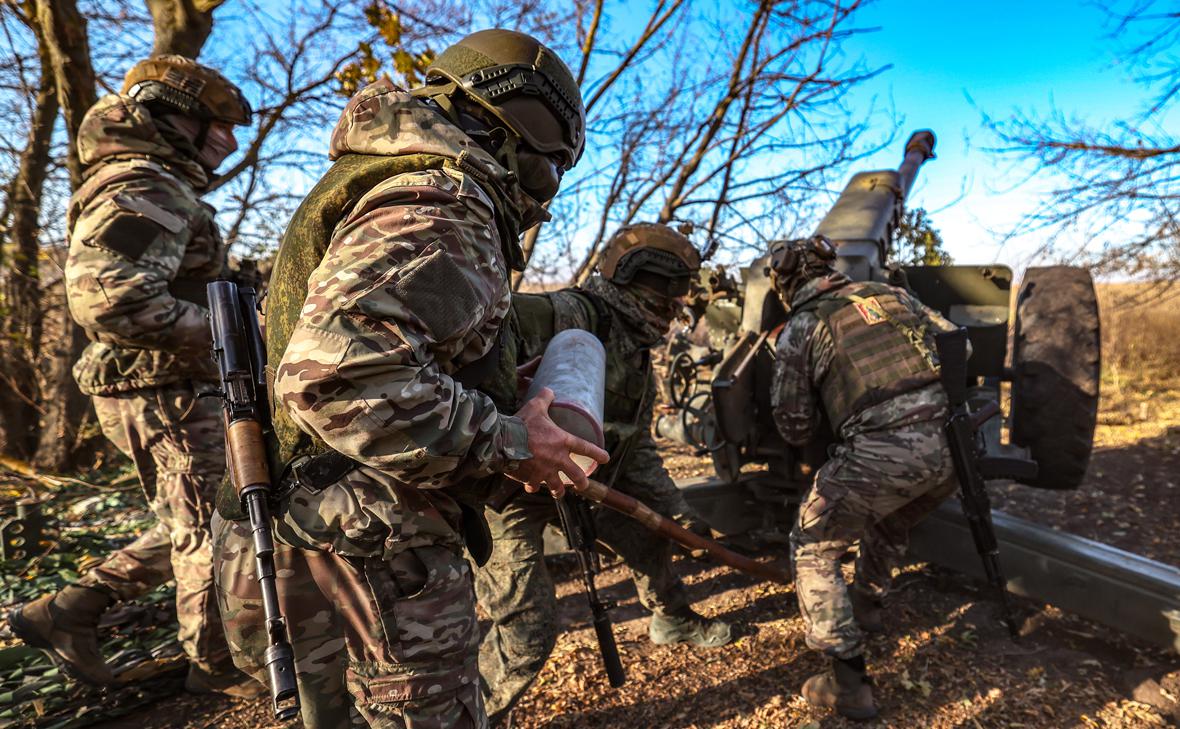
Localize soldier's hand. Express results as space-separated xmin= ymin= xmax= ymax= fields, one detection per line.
xmin=508 ymin=387 xmax=609 ymax=497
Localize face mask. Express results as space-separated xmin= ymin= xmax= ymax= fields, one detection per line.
xmin=514 ymin=147 xmax=563 ymax=203
xmin=198 ymin=122 xmax=239 ymax=171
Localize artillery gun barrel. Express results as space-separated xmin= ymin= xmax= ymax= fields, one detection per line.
xmin=897 ymin=130 xmax=937 ymax=202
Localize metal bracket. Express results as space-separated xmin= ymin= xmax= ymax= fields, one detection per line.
xmin=1 ymin=502 xmax=47 ymax=561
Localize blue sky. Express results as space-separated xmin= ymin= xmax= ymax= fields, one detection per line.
xmin=837 ymin=0 xmax=1162 ymax=267
xmin=201 ymin=0 xmax=1163 ymax=273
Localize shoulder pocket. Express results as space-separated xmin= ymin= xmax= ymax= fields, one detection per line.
xmin=391 ymin=242 xmax=481 ymax=343
xmin=81 ymin=193 xmax=187 ymax=262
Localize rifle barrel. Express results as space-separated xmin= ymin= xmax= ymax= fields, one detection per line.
xmin=555 ymin=496 xmax=627 ymax=688
xmin=208 ymin=280 xmax=301 ymax=720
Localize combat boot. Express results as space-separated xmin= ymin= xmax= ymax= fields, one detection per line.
xmin=801 ymin=655 xmax=878 ymax=721
xmin=649 ymin=607 xmax=733 ymax=648
xmin=8 ymin=584 xmax=115 ymax=686
xmin=850 ymin=589 xmax=885 ymax=634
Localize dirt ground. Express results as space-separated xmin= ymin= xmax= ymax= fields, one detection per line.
xmin=80 ymin=556 xmax=1179 ymax=729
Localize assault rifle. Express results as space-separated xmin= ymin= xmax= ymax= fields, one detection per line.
xmin=936 ymin=328 xmax=1036 ymax=640
xmin=208 ymin=281 xmax=300 ymax=720
xmin=553 ymin=494 xmax=626 ymax=688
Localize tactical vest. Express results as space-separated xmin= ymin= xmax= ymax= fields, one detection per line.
xmin=795 ymin=280 xmax=938 ymax=430
xmin=262 ymin=152 xmax=524 ymax=478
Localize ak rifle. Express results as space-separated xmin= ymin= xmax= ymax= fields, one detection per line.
xmin=208 ymin=281 xmax=300 ymax=719
xmin=936 ymin=328 xmax=1037 ymax=640
xmin=554 ymin=494 xmax=626 ymax=688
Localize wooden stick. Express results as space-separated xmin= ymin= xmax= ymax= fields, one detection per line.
xmin=574 ymin=478 xmax=793 ymax=585
xmin=0 ymin=456 xmax=137 ymax=491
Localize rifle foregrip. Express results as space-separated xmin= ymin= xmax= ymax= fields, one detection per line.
xmin=592 ymin=613 xmax=626 ymax=688
xmin=226 ymin=419 xmax=271 ymax=494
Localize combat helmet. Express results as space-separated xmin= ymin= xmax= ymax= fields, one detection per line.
xmin=122 ymin=55 xmax=252 ymax=126
xmin=767 ymin=235 xmax=837 ymax=301
xmin=599 ymin=223 xmax=702 ymax=298
xmin=424 ymin=29 xmax=585 ymax=170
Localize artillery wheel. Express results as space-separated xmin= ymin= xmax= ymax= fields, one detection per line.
xmin=1011 ymin=266 xmax=1100 ymax=490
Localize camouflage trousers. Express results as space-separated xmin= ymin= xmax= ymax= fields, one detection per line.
xmin=77 ymin=384 xmax=231 ymax=673
xmin=212 ymin=515 xmax=360 ymax=728
xmin=475 ymin=474 xmax=693 ymax=724
xmin=791 ymin=418 xmax=957 ymax=660
xmin=213 ymin=471 xmax=486 ymax=729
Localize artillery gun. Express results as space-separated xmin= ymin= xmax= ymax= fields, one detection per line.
xmin=658 ymin=130 xmax=1101 ymax=521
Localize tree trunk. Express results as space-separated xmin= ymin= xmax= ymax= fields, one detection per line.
xmin=145 ymin=0 xmax=225 ymax=58
xmin=0 ymin=21 xmax=58 ymax=460
xmin=32 ymin=0 xmax=97 ymax=471
xmin=35 ymin=0 xmax=96 ymax=189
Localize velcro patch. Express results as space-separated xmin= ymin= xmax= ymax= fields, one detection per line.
xmin=112 ymin=192 xmax=186 ymax=233
xmin=392 ymin=244 xmax=480 ymax=342
xmin=87 ymin=212 xmax=166 ymax=261
xmin=852 ymin=296 xmax=889 ymax=326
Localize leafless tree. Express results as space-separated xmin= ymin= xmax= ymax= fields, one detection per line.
xmin=987 ymin=1 xmax=1180 ymax=278
xmin=513 ymin=0 xmax=884 ymax=287
xmin=0 ymin=0 xmax=886 ymax=471
xmin=0 ymin=0 xmax=221 ymax=468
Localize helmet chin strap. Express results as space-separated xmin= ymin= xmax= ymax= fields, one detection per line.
xmin=415 ymin=84 xmax=525 ymax=173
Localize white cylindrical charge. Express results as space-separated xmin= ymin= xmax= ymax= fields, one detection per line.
xmin=524 ymin=328 xmax=606 ymax=477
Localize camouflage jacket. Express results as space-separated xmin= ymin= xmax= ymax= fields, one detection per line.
xmin=65 ymin=95 xmax=225 ymax=395
xmin=772 ymin=272 xmax=961 ymax=445
xmin=273 ymin=80 xmax=544 ymax=491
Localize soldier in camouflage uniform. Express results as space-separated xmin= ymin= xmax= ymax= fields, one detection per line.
xmin=211 ymin=30 xmax=605 ymax=729
xmin=7 ymin=56 xmax=254 ymax=693
xmin=475 ymin=223 xmax=733 ymax=726
xmin=768 ymin=235 xmax=962 ymax=720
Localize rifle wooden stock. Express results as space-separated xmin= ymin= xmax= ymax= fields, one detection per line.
xmin=574 ymin=479 xmax=793 ymax=585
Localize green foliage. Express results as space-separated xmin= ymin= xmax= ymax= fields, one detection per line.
xmin=336 ymin=1 xmax=436 ymax=96
xmin=894 ymin=208 xmax=952 ymax=266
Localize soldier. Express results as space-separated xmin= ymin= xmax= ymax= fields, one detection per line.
xmin=767 ymin=235 xmax=962 ymax=720
xmin=476 ymin=223 xmax=734 ymax=726
xmin=212 ymin=29 xmax=606 ymax=728
xmin=6 ymin=56 xmax=254 ymax=693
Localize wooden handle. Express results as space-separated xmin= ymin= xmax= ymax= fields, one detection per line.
xmin=577 ymin=479 xmax=792 ymax=585
xmin=227 ymin=419 xmax=271 ymax=492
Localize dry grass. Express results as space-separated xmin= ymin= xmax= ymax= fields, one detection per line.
xmin=1099 ymin=282 xmax=1180 ymax=387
